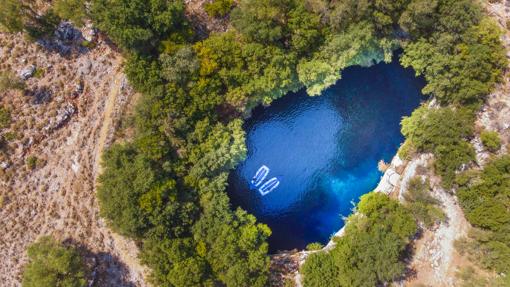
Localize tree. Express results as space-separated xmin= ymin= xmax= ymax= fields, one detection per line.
xmin=54 ymin=0 xmax=87 ymax=27
xmin=97 ymin=143 xmax=196 ymax=238
xmin=301 ymin=252 xmax=338 ymax=287
xmin=0 ymin=1 xmax=59 ymax=39
xmin=458 ymin=156 xmax=510 ymax=233
xmin=398 ymin=0 xmax=438 ymax=37
xmin=96 ymin=144 xmax=154 ymax=237
xmin=140 ymin=238 xmax=212 ymax=287
xmin=231 ymin=0 xmax=324 ymax=54
xmin=204 ymin=0 xmax=235 ymax=18
xmin=401 ymin=18 xmax=507 ymax=106
xmin=297 ymin=22 xmax=387 ymax=96
xmin=401 ymin=106 xmax=475 ymax=187
xmin=192 ymin=191 xmax=271 ymax=287
xmin=185 ymin=119 xmax=247 ymax=189
xmin=91 ymin=0 xmax=190 ymax=52
xmin=231 ymin=0 xmax=290 ymax=44
xmin=160 ymin=46 xmax=200 ymax=85
xmin=22 ymin=236 xmax=87 ymax=287
xmin=301 ymin=193 xmax=417 ymax=287
xmin=480 ymin=130 xmax=501 ymax=153
xmin=0 ymin=0 xmax=25 ymax=32
xmin=403 ymin=177 xmax=445 ymax=228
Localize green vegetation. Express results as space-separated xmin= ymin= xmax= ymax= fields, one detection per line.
xmin=456 ymin=266 xmax=510 ymax=287
xmin=0 ymin=106 xmax=11 ymax=129
xmin=0 ymin=1 xmax=60 ymax=39
xmin=26 ymin=155 xmax=38 ymax=170
xmin=204 ymin=0 xmax=235 ymax=18
xmin=401 ymin=15 xmax=507 ymax=107
xmin=54 ymin=0 xmax=87 ymax=27
xmin=0 ymin=71 xmax=25 ymax=92
xmin=91 ymin=0 xmax=192 ymax=52
xmin=456 ymin=156 xmax=510 ymax=274
xmin=401 ymin=107 xmax=476 ymax=188
xmin=403 ymin=177 xmax=445 ymax=228
xmin=306 ymin=242 xmax=324 ymax=251
xmin=22 ymin=236 xmax=87 ymax=287
xmin=480 ymin=130 xmax=501 ymax=152
xmin=301 ymin=193 xmax=417 ymax=287
xmin=8 ymin=0 xmax=496 ymax=285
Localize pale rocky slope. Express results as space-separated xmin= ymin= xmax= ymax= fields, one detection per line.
xmin=0 ymin=26 xmax=146 ymax=286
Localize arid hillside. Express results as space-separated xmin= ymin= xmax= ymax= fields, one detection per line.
xmin=0 ymin=24 xmax=147 ymax=286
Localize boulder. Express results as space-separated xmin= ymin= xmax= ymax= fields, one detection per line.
xmin=44 ymin=104 xmax=76 ymax=132
xmin=55 ymin=22 xmax=82 ymax=42
xmin=19 ymin=65 xmax=36 ymax=80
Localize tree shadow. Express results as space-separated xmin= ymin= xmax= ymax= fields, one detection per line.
xmin=92 ymin=252 xmax=137 ymax=287
xmin=36 ymin=22 xmax=93 ymax=57
xmin=63 ymin=239 xmax=137 ymax=287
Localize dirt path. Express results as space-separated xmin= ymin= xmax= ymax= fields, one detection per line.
xmin=0 ymin=31 xmax=147 ymax=286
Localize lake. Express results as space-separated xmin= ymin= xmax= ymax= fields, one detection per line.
xmin=227 ymin=60 xmax=424 ymax=252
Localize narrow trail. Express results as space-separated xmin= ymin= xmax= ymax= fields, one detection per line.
xmin=0 ymin=33 xmax=147 ymax=286
xmin=94 ymin=72 xmax=124 ymax=174
xmin=93 ymin=64 xmax=149 ymax=286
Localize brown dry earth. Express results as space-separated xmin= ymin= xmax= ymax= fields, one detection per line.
xmin=0 ymin=29 xmax=147 ymax=286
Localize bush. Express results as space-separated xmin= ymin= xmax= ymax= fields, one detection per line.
xmin=26 ymin=156 xmax=38 ymax=170
xmin=301 ymin=252 xmax=338 ymax=287
xmin=480 ymin=130 xmax=501 ymax=152
xmin=301 ymin=193 xmax=417 ymax=287
xmin=204 ymin=0 xmax=235 ymax=18
xmin=457 ymin=156 xmax=510 ymax=274
xmin=404 ymin=177 xmax=445 ymax=228
xmin=401 ymin=106 xmax=475 ymax=188
xmin=306 ymin=242 xmax=324 ymax=251
xmin=22 ymin=236 xmax=87 ymax=287
xmin=0 ymin=71 xmax=25 ymax=92
xmin=54 ymin=0 xmax=87 ymax=27
xmin=0 ymin=106 xmax=11 ymax=129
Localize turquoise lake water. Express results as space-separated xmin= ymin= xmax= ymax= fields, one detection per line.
xmin=227 ymin=60 xmax=425 ymax=252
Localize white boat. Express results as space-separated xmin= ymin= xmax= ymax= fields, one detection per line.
xmin=251 ymin=165 xmax=269 ymax=187
xmin=259 ymin=177 xmax=279 ymax=196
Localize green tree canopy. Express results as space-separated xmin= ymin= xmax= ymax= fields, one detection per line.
xmin=91 ymin=0 xmax=190 ymax=52
xmin=22 ymin=236 xmax=87 ymax=287
xmin=54 ymin=0 xmax=87 ymax=27
xmin=401 ymin=106 xmax=475 ymax=187
xmin=301 ymin=193 xmax=417 ymax=287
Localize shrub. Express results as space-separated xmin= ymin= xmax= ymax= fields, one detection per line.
xmin=204 ymin=0 xmax=235 ymax=18
xmin=0 ymin=106 xmax=11 ymax=129
xmin=301 ymin=252 xmax=338 ymax=287
xmin=401 ymin=106 xmax=476 ymax=188
xmin=480 ymin=130 xmax=501 ymax=152
xmin=457 ymin=156 xmax=510 ymax=274
xmin=54 ymin=0 xmax=87 ymax=27
xmin=301 ymin=193 xmax=417 ymax=287
xmin=22 ymin=236 xmax=87 ymax=287
xmin=404 ymin=177 xmax=445 ymax=228
xmin=26 ymin=156 xmax=38 ymax=170
xmin=306 ymin=242 xmax=324 ymax=251
xmin=0 ymin=71 xmax=25 ymax=92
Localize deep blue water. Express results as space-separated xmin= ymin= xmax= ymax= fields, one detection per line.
xmin=227 ymin=60 xmax=424 ymax=252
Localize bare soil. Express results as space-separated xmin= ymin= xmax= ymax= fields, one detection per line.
xmin=0 ymin=29 xmax=147 ymax=286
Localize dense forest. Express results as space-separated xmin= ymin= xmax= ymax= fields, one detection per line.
xmin=1 ymin=0 xmax=507 ymax=286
